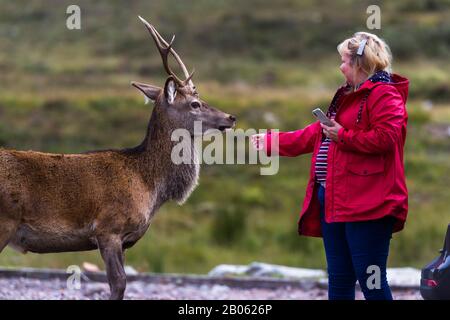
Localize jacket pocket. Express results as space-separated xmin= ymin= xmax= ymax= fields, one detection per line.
xmin=345 ymin=155 xmax=385 ymax=207
xmin=347 ymin=161 xmax=384 ymax=176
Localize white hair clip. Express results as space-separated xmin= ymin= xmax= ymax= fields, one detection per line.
xmin=357 ymin=39 xmax=367 ymax=56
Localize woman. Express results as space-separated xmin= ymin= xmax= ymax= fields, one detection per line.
xmin=251 ymin=32 xmax=409 ymax=300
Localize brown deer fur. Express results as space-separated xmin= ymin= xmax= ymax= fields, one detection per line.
xmin=0 ymin=17 xmax=235 ymax=300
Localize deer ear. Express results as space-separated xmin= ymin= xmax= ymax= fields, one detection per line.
xmin=164 ymin=77 xmax=178 ymax=105
xmin=131 ymin=81 xmax=161 ymax=104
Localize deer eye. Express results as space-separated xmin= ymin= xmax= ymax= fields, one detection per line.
xmin=190 ymin=101 xmax=201 ymax=109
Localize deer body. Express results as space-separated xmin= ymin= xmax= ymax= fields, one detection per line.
xmin=2 ymin=111 xmax=199 ymax=254
xmin=0 ymin=17 xmax=235 ymax=300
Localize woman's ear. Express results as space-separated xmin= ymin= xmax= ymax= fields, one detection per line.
xmin=164 ymin=76 xmax=178 ymax=105
xmin=131 ymin=81 xmax=161 ymax=104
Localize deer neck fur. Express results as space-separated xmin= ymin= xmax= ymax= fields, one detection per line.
xmin=127 ymin=110 xmax=199 ymax=207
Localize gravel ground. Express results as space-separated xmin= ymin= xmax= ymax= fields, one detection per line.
xmin=0 ymin=277 xmax=422 ymax=300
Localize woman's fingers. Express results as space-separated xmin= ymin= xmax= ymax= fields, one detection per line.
xmin=250 ymin=137 xmax=259 ymax=150
xmin=251 ymin=136 xmax=262 ymax=150
xmin=251 ymin=134 xmax=265 ymax=151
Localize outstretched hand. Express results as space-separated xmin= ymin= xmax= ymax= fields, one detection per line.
xmin=320 ymin=119 xmax=343 ymax=142
xmin=250 ymin=133 xmax=265 ymax=151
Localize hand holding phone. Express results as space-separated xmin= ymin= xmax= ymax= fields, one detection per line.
xmin=312 ymin=108 xmax=333 ymax=127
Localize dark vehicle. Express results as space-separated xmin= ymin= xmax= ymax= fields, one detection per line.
xmin=420 ymin=224 xmax=450 ymax=300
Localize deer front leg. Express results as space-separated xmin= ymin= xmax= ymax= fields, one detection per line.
xmin=0 ymin=218 xmax=19 ymax=253
xmin=97 ymin=235 xmax=126 ymax=300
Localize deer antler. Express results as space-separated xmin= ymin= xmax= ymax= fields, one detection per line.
xmin=138 ymin=16 xmax=195 ymax=90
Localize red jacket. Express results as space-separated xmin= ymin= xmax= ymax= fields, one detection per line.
xmin=266 ymin=74 xmax=409 ymax=237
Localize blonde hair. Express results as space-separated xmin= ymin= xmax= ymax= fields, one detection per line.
xmin=337 ymin=32 xmax=392 ymax=80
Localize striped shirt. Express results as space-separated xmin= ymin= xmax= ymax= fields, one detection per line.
xmin=314 ymin=111 xmax=336 ymax=187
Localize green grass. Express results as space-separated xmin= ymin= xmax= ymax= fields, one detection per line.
xmin=0 ymin=81 xmax=448 ymax=273
xmin=0 ymin=0 xmax=449 ymax=274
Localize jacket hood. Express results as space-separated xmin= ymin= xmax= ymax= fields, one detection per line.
xmin=360 ymin=73 xmax=409 ymax=103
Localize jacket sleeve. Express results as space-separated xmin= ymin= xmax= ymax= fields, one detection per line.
xmin=336 ymin=86 xmax=406 ymax=155
xmin=265 ymin=121 xmax=320 ymax=157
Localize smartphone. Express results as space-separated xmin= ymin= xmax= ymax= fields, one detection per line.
xmin=312 ymin=108 xmax=333 ymax=126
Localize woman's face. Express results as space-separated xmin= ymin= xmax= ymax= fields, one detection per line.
xmin=339 ymin=53 xmax=354 ymax=85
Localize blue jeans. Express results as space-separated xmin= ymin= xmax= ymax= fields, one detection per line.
xmin=318 ymin=183 xmax=394 ymax=300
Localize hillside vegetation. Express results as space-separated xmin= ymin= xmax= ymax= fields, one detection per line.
xmin=0 ymin=0 xmax=449 ymax=273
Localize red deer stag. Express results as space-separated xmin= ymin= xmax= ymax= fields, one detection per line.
xmin=0 ymin=16 xmax=236 ymax=300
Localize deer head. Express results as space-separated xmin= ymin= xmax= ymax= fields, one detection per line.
xmin=131 ymin=16 xmax=236 ymax=136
